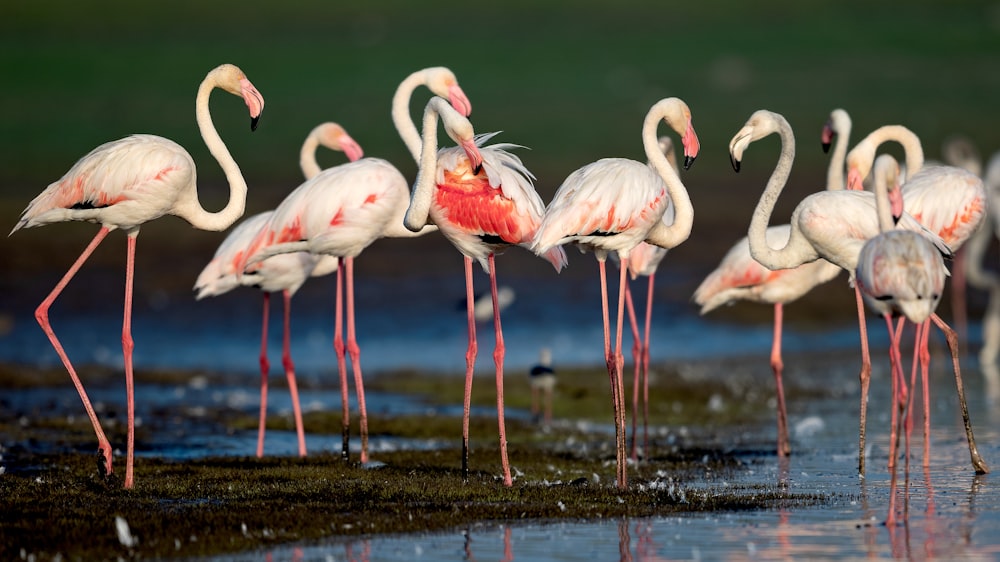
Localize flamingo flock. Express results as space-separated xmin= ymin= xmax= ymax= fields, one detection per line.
xmin=10 ymin=62 xmax=994 ymax=519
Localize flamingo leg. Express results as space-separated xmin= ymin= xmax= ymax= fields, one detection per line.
xmin=462 ymin=256 xmax=478 ymax=481
xmin=257 ymin=293 xmax=271 ymax=458
xmin=855 ymin=283 xmax=874 ymax=477
xmin=344 ymin=257 xmax=369 ymax=464
xmin=122 ymin=233 xmax=137 ymax=489
xmin=597 ymin=258 xmax=619 ymax=485
xmin=771 ymin=302 xmax=790 ymax=457
xmin=334 ymin=257 xmax=350 ymax=461
xmin=613 ymin=257 xmax=629 ymax=488
xmin=34 ymin=226 xmax=115 ymax=481
xmin=624 ymin=279 xmax=641 ymax=461
xmin=641 ymin=273 xmax=654 ymax=458
xmin=281 ymin=289 xmax=306 ymax=457
xmin=930 ymin=313 xmax=989 ymax=474
xmin=886 ymin=314 xmax=907 ymax=471
xmin=918 ymin=319 xmax=931 ymax=467
xmin=488 ymin=254 xmax=513 ymax=486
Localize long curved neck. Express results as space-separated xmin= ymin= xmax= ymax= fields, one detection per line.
xmin=392 ymin=70 xmax=429 ymax=163
xmin=826 ymin=118 xmax=851 ymax=191
xmin=403 ymin=100 xmax=441 ymax=232
xmin=299 ymin=133 xmax=322 ymax=180
xmin=641 ymin=111 xmax=693 ymax=249
xmin=747 ymin=116 xmax=819 ymax=269
xmin=872 ymin=125 xmax=925 ymax=179
xmin=872 ymin=166 xmax=894 ymax=233
xmin=174 ymin=74 xmax=248 ymax=231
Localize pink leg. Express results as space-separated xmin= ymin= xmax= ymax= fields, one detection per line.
xmin=34 ymin=227 xmax=115 ymax=480
xmin=918 ymin=320 xmax=931 ymax=467
xmin=597 ymin=259 xmax=620 ymax=484
xmin=488 ymin=254 xmax=513 ymax=486
xmin=613 ymin=258 xmax=629 ymax=488
xmin=122 ymin=234 xmax=137 ymax=489
xmin=344 ymin=257 xmax=369 ymax=464
xmin=886 ymin=314 xmax=906 ymax=471
xmin=333 ymin=258 xmax=350 ymax=461
xmin=641 ymin=274 xmax=654 ymax=458
xmin=854 ymin=284 xmax=873 ymax=477
xmin=462 ymin=256 xmax=478 ymax=481
xmin=281 ymin=289 xmax=306 ymax=457
xmin=257 ymin=293 xmax=271 ymax=458
xmin=624 ymin=279 xmax=641 ymax=461
xmin=771 ymin=303 xmax=790 ymax=457
xmin=931 ymin=313 xmax=989 ymax=474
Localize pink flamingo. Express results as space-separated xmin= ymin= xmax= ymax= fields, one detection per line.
xmin=693 ymin=108 xmax=851 ymax=458
xmin=531 ymin=97 xmax=701 ymax=489
xmin=239 ymin=141 xmax=439 ymax=467
xmin=194 ymin=122 xmax=362 ymax=458
xmin=405 ymin=96 xmax=567 ymax=486
xmin=855 ymin=154 xmax=987 ymax=523
xmin=729 ymin=110 xmax=949 ymax=477
xmin=9 ymin=63 xmax=264 ymax=488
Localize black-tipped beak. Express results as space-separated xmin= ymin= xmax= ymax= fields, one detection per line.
xmin=822 ymin=141 xmax=831 ymax=154
xmin=250 ymin=115 xmax=261 ymax=132
xmin=731 ymin=155 xmax=741 ymax=173
xmin=892 ymin=214 xmax=901 ymax=226
xmin=683 ymin=155 xmax=696 ymax=171
xmin=473 ymin=163 xmax=483 ymax=175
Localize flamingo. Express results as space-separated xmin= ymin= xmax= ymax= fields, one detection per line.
xmin=405 ymin=96 xmax=567 ymax=487
xmin=693 ymin=108 xmax=851 ymax=458
xmin=193 ymin=122 xmax=362 ymax=458
xmin=855 ymin=154 xmax=988 ymax=522
xmin=239 ymin=136 xmax=439 ymax=467
xmin=729 ymin=109 xmax=950 ymax=477
xmin=9 ymin=63 xmax=264 ymax=488
xmin=531 ymin=97 xmax=700 ymax=489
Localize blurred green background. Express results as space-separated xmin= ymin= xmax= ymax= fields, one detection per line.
xmin=2 ymin=0 xmax=999 ymax=307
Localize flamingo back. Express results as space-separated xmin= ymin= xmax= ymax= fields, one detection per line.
xmin=13 ymin=134 xmax=195 ymax=233
xmin=902 ymin=165 xmax=986 ymax=249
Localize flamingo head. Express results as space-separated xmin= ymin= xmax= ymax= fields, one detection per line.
xmin=727 ymin=110 xmax=784 ymax=173
xmin=821 ymin=118 xmax=836 ymax=154
xmin=211 ymin=63 xmax=266 ymax=131
xmin=681 ymin=115 xmax=700 ymax=170
xmin=425 ymin=67 xmax=472 ymax=117
xmin=313 ymin=122 xmax=364 ymax=162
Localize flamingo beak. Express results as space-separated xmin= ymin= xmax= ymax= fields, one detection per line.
xmin=460 ymin=138 xmax=483 ymax=175
xmin=847 ymin=168 xmax=863 ymax=191
xmin=240 ymin=78 xmax=265 ymax=132
xmin=821 ymin=121 xmax=835 ymax=154
xmin=340 ymin=133 xmax=365 ymax=162
xmin=681 ymin=117 xmax=700 ymax=171
xmin=448 ymin=84 xmax=472 ymax=117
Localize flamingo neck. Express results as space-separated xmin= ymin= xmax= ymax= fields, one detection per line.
xmin=392 ymin=70 xmax=429 ymax=163
xmin=641 ymin=107 xmax=692 ymax=250
xmin=299 ymin=132 xmax=322 ymax=180
xmin=174 ymin=72 xmax=248 ymax=232
xmin=826 ymin=114 xmax=852 ymax=191
xmin=403 ymin=98 xmax=442 ymax=232
xmin=747 ymin=114 xmax=817 ymax=270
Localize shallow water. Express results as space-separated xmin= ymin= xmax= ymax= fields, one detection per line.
xmin=4 ymin=253 xmax=1000 ymax=560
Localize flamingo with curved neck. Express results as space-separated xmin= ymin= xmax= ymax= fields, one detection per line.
xmin=532 ymin=97 xmax=700 ymax=489
xmin=10 ymin=62 xmax=264 ymax=488
xmin=407 ymin=96 xmax=566 ymax=487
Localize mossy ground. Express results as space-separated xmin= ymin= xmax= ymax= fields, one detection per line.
xmin=0 ymin=357 xmax=847 ymax=560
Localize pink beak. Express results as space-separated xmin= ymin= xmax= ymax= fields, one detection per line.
xmin=449 ymin=84 xmax=472 ymax=117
